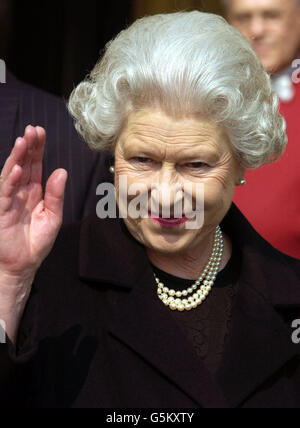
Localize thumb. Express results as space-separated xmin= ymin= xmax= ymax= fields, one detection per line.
xmin=44 ymin=169 xmax=68 ymax=218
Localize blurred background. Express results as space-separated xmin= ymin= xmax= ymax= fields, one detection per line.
xmin=0 ymin=0 xmax=224 ymax=98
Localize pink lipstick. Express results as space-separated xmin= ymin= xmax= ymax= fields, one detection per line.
xmin=149 ymin=213 xmax=188 ymax=229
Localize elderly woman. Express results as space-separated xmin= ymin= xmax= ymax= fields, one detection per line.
xmin=0 ymin=11 xmax=299 ymax=409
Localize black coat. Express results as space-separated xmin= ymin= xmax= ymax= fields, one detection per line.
xmin=0 ymin=71 xmax=112 ymax=224
xmin=2 ymin=204 xmax=300 ymax=408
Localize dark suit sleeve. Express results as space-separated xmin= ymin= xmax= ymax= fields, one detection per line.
xmin=0 ymin=289 xmax=39 ymax=408
xmin=0 ymin=75 xmax=113 ymax=224
xmin=0 ymin=335 xmax=13 ymax=407
xmin=0 ymin=221 xmax=83 ymax=408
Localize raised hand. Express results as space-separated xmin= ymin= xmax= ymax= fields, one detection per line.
xmin=0 ymin=125 xmax=68 ymax=283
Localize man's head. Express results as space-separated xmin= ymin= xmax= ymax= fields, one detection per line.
xmin=224 ymin=0 xmax=300 ymax=74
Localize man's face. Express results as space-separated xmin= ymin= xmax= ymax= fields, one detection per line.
xmin=226 ymin=0 xmax=300 ymax=74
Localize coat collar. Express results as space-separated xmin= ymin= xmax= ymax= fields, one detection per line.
xmin=79 ymin=212 xmax=149 ymax=288
xmin=79 ymin=203 xmax=300 ymax=306
xmin=5 ymin=70 xmax=20 ymax=85
xmin=221 ymin=204 xmax=300 ymax=308
xmin=79 ymin=204 xmax=300 ymax=407
xmin=215 ymin=206 xmax=300 ymax=406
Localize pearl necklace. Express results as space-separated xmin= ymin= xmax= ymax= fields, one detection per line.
xmin=154 ymin=226 xmax=224 ymax=312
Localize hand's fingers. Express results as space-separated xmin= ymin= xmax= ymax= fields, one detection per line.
xmin=1 ymin=165 xmax=23 ymax=196
xmin=19 ymin=126 xmax=39 ymax=186
xmin=1 ymin=125 xmax=45 ymax=185
xmin=23 ymin=125 xmax=36 ymax=151
xmin=1 ymin=138 xmax=28 ymax=179
xmin=44 ymin=169 xmax=68 ymax=219
xmin=30 ymin=126 xmax=46 ymax=184
xmin=0 ymin=165 xmax=23 ymax=213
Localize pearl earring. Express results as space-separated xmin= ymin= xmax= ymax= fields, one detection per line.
xmin=109 ymin=166 xmax=115 ymax=174
xmin=240 ymin=179 xmax=246 ymax=186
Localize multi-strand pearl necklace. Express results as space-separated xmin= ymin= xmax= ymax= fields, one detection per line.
xmin=154 ymin=226 xmax=224 ymax=312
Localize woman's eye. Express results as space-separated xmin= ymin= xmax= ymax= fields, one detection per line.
xmin=132 ymin=157 xmax=152 ymax=164
xmin=185 ymin=162 xmax=207 ymax=169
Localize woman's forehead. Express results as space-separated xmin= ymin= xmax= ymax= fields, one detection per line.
xmin=117 ymin=109 xmax=231 ymax=157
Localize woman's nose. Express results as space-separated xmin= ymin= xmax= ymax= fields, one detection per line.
xmin=151 ymin=164 xmax=183 ymax=216
xmin=157 ymin=162 xmax=178 ymax=186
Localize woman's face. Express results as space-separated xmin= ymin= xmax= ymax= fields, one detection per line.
xmin=114 ymin=109 xmax=244 ymax=255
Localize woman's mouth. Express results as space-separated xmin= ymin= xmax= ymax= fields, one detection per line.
xmin=149 ymin=212 xmax=189 ymax=228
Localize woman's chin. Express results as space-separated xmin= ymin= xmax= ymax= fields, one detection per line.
xmin=140 ymin=218 xmax=196 ymax=254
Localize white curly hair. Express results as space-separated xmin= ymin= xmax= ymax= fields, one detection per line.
xmin=68 ymin=11 xmax=287 ymax=169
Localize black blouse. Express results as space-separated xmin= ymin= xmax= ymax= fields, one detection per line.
xmin=151 ymin=244 xmax=242 ymax=375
